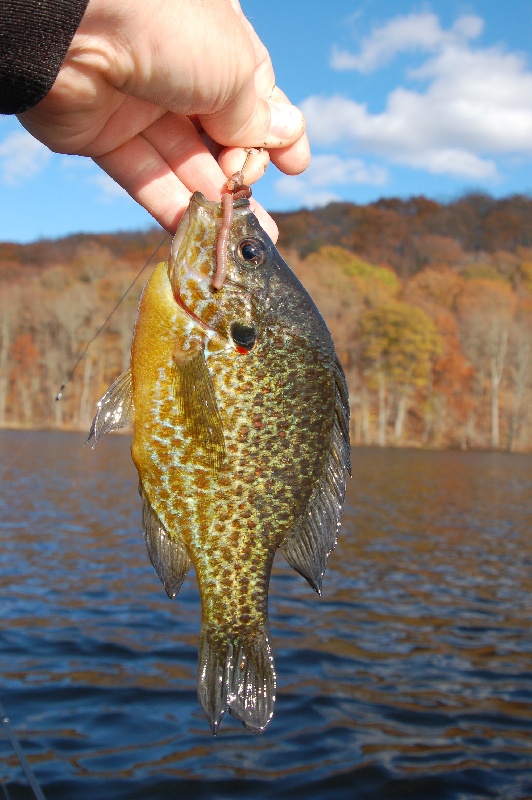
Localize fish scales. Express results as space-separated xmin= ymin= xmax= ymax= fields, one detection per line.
xmin=89 ymin=191 xmax=350 ymax=734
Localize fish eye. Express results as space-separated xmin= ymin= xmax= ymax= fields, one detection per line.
xmin=236 ymin=238 xmax=268 ymax=268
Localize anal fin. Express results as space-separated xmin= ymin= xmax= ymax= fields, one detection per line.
xmin=140 ymin=484 xmax=190 ymax=599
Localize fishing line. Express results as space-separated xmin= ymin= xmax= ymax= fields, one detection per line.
xmin=55 ymin=231 xmax=169 ymax=400
xmin=0 ymin=233 xmax=169 ymax=480
xmin=0 ymin=701 xmax=46 ymax=800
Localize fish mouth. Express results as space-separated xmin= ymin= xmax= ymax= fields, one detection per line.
xmin=169 ymin=193 xmax=211 ymax=266
xmin=170 ymin=192 xmax=250 ymax=265
xmin=191 ymin=191 xmax=251 ymax=212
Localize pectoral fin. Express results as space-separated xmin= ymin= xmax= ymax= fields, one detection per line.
xmin=140 ymin=483 xmax=190 ymax=599
xmin=281 ymin=356 xmax=351 ymax=594
xmin=86 ymin=368 xmax=134 ymax=444
xmin=172 ymin=349 xmax=226 ymax=473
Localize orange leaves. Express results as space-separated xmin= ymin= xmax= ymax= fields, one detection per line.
xmin=9 ymin=333 xmax=40 ymax=369
xmin=405 ymin=266 xmax=464 ymax=312
xmin=455 ymin=281 xmax=517 ymax=378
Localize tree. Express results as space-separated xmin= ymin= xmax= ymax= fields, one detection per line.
xmin=1 ymin=201 xmax=532 ymax=451
xmin=404 ymin=266 xmax=464 ymax=312
xmin=358 ymin=302 xmax=442 ymax=445
xmin=430 ymin=312 xmax=474 ymax=448
xmin=507 ymin=299 xmax=532 ymax=451
xmin=413 ymin=234 xmax=465 ymax=270
xmin=9 ymin=333 xmax=41 ymax=423
xmin=404 ymin=268 xmax=474 ymax=447
xmin=457 ymin=279 xmax=517 ymax=448
xmin=0 ymin=287 xmax=18 ymax=424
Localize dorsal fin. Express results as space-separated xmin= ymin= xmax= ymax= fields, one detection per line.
xmin=281 ymin=356 xmax=351 ymax=593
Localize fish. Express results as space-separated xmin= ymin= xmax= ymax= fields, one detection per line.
xmin=88 ymin=190 xmax=351 ymax=734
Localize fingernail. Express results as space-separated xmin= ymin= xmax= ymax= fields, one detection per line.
xmin=267 ymin=102 xmax=305 ymax=143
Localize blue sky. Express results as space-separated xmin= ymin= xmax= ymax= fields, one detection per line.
xmin=1 ymin=0 xmax=532 ymax=242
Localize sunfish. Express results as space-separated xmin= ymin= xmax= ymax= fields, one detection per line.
xmin=89 ymin=191 xmax=350 ymax=733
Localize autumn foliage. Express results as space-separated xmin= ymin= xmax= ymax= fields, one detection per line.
xmin=0 ymin=193 xmax=531 ymax=451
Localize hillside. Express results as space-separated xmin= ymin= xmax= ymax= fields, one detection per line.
xmin=0 ymin=193 xmax=531 ymax=451
xmin=273 ymin=192 xmax=532 ymax=277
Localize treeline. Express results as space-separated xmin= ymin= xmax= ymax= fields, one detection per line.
xmin=287 ymin=246 xmax=531 ymax=451
xmin=273 ymin=192 xmax=532 ymax=278
xmin=0 ymin=193 xmax=531 ymax=451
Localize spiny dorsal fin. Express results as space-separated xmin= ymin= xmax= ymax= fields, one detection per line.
xmin=140 ymin=483 xmax=191 ymax=599
xmin=281 ymin=356 xmax=351 ymax=593
xmin=172 ymin=349 xmax=226 ymax=473
xmin=86 ymin=368 xmax=134 ymax=445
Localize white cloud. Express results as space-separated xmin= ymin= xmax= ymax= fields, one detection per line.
xmin=89 ymin=172 xmax=130 ymax=202
xmin=331 ymin=12 xmax=483 ymax=72
xmin=303 ymin=12 xmax=532 ymax=180
xmin=405 ymin=149 xmax=496 ymax=179
xmin=58 ymin=157 xmax=130 ymax=201
xmin=0 ymin=131 xmax=51 ymax=184
xmin=275 ymin=154 xmax=387 ymax=207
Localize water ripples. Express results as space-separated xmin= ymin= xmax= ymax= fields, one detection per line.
xmin=0 ymin=432 xmax=530 ymax=799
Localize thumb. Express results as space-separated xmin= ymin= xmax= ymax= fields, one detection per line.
xmin=198 ymin=0 xmax=305 ymax=150
xmin=199 ymin=93 xmax=305 ymax=151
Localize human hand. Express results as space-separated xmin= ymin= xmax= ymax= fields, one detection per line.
xmin=17 ymin=0 xmax=310 ymax=241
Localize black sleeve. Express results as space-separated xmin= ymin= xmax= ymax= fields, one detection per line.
xmin=0 ymin=0 xmax=90 ymax=114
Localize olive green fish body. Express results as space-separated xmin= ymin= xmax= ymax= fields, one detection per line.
xmin=89 ymin=192 xmax=350 ymax=734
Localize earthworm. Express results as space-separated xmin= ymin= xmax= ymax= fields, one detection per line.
xmin=212 ymin=150 xmax=260 ymax=291
xmin=212 ymin=191 xmax=234 ymax=291
xmin=212 ymin=177 xmax=252 ymax=291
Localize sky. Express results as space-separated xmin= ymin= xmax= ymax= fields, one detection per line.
xmin=1 ymin=0 xmax=532 ymax=242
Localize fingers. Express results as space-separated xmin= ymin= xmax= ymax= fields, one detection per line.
xmin=93 ymin=113 xmax=279 ymax=241
xmin=94 ymin=135 xmax=197 ymax=233
xmin=200 ymin=96 xmax=305 ymax=151
xmin=217 ymin=147 xmax=270 ymax=185
xmin=94 ymin=113 xmax=227 ymax=231
xmin=266 ymin=87 xmax=311 ymax=175
xmin=140 ymin=114 xmax=228 ymax=201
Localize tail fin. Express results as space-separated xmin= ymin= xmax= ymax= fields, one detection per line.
xmin=197 ymin=624 xmax=276 ymax=735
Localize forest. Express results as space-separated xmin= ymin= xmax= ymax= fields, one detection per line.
xmin=0 ymin=192 xmax=531 ymax=452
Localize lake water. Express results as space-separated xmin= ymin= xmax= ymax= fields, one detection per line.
xmin=0 ymin=431 xmax=530 ymax=800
